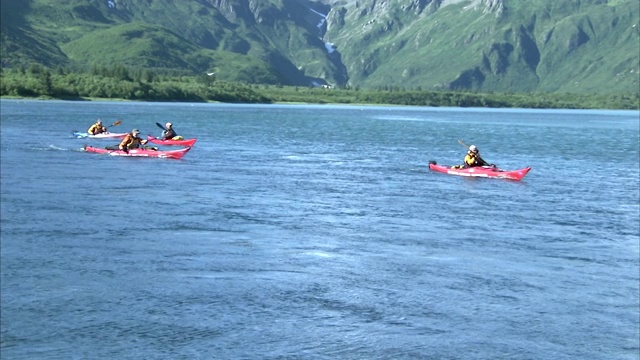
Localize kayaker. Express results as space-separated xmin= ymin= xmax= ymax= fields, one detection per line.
xmin=161 ymin=122 xmax=178 ymax=140
xmin=87 ymin=119 xmax=108 ymax=135
xmin=118 ymin=129 xmax=148 ymax=152
xmin=464 ymin=145 xmax=491 ymax=167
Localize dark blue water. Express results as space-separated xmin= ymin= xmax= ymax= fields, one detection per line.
xmin=1 ymin=99 xmax=639 ymax=359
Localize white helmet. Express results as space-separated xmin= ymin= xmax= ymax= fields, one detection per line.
xmin=469 ymin=145 xmax=478 ymax=153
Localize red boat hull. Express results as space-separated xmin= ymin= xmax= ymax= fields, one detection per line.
xmin=146 ymin=136 xmax=197 ymax=147
xmin=429 ymin=162 xmax=531 ymax=181
xmin=84 ymin=145 xmax=191 ymax=159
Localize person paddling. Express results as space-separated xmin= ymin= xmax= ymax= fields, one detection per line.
xmin=105 ymin=129 xmax=149 ymax=152
xmin=87 ymin=119 xmax=108 ymax=135
xmin=161 ymin=122 xmax=178 ymax=140
xmin=464 ymin=145 xmax=491 ymax=168
xmin=118 ymin=129 xmax=149 ymax=153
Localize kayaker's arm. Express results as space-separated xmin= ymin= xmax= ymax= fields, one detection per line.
xmin=478 ymin=157 xmax=497 ymax=168
xmin=477 ymin=156 xmax=490 ymax=166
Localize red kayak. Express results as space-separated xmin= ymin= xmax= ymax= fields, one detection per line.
xmin=429 ymin=161 xmax=531 ymax=181
xmin=146 ymin=136 xmax=197 ymax=147
xmin=84 ymin=145 xmax=191 ymax=159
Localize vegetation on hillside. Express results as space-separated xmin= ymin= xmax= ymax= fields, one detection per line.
xmin=1 ymin=0 xmax=637 ymax=94
xmin=0 ymin=0 xmax=331 ymax=86
xmin=326 ymin=0 xmax=640 ymax=93
xmin=2 ymin=65 xmax=637 ymax=110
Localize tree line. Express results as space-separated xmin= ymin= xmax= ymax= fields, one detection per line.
xmin=0 ymin=64 xmax=269 ymax=103
xmin=1 ymin=64 xmax=638 ymax=110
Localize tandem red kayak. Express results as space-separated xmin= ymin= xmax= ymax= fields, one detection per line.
xmin=429 ymin=161 xmax=531 ymax=181
xmin=84 ymin=145 xmax=191 ymax=159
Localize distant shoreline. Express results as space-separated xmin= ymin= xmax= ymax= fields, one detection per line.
xmin=3 ymin=96 xmax=639 ymax=113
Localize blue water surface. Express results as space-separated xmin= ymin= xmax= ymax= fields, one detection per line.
xmin=1 ymin=99 xmax=639 ymax=359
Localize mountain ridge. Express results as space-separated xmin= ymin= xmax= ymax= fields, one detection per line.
xmin=1 ymin=0 xmax=638 ymax=94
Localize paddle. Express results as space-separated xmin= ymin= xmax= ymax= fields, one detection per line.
xmin=457 ymin=139 xmax=493 ymax=167
xmin=104 ymin=143 xmax=157 ymax=152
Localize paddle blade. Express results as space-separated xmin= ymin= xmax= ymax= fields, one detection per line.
xmin=155 ymin=122 xmax=166 ymax=130
xmin=110 ymin=120 xmax=122 ymax=127
xmin=457 ymin=139 xmax=468 ymax=148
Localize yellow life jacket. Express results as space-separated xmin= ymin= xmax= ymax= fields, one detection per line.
xmin=119 ymin=134 xmax=144 ymax=149
xmin=88 ymin=123 xmax=107 ymax=134
xmin=464 ymin=152 xmax=479 ymax=167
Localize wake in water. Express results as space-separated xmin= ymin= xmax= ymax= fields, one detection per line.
xmin=31 ymin=144 xmax=74 ymax=151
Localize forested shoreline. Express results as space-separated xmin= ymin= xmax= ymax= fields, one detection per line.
xmin=1 ymin=65 xmax=638 ymax=110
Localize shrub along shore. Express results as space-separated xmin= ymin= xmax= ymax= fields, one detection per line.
xmin=1 ymin=65 xmax=638 ymax=110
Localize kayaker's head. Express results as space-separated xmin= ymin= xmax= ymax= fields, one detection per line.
xmin=96 ymin=119 xmax=102 ymax=125
xmin=132 ymin=129 xmax=140 ymax=136
xmin=469 ymin=145 xmax=478 ymax=154
xmin=166 ymin=122 xmax=172 ymax=128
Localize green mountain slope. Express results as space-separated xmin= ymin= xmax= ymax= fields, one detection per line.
xmin=324 ymin=0 xmax=639 ymax=94
xmin=59 ymin=22 xmax=281 ymax=83
xmin=1 ymin=0 xmax=638 ymax=94
xmin=0 ymin=0 xmax=338 ymax=85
